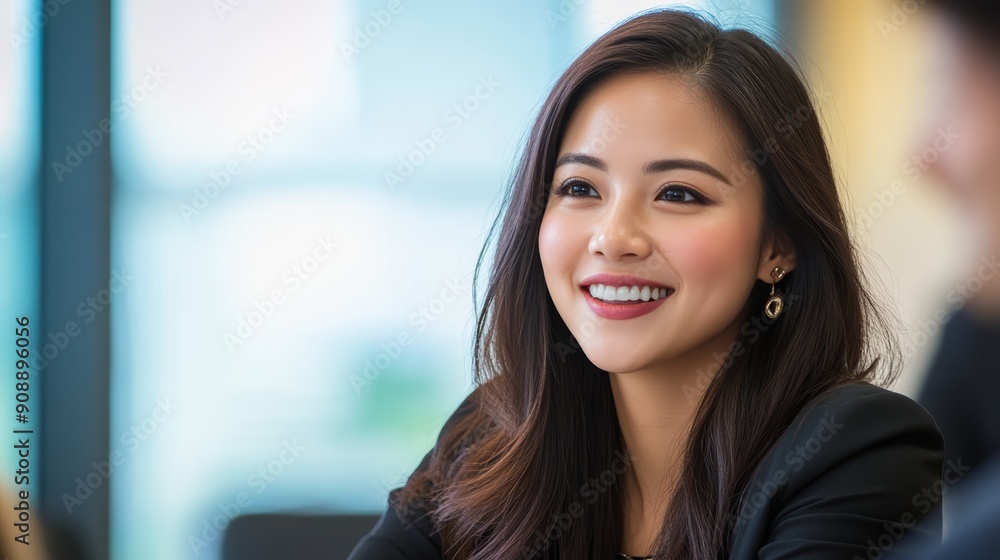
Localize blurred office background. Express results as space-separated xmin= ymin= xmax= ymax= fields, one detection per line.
xmin=0 ymin=0 xmax=971 ymax=559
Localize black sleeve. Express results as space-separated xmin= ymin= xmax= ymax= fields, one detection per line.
xmin=749 ymin=383 xmax=945 ymax=559
xmin=347 ymin=390 xmax=480 ymax=559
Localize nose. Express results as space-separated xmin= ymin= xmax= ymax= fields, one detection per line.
xmin=588 ymin=202 xmax=652 ymax=261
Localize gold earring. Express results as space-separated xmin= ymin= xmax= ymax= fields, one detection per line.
xmin=764 ymin=266 xmax=786 ymax=319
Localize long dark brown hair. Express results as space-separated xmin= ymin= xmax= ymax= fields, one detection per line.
xmin=393 ymin=8 xmax=900 ymax=559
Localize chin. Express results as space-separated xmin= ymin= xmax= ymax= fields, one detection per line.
xmin=576 ymin=341 xmax=657 ymax=375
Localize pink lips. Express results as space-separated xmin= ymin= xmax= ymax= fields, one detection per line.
xmin=581 ymin=285 xmax=674 ymax=320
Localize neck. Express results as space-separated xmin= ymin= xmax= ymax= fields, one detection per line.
xmin=609 ymin=317 xmax=742 ymax=526
xmin=609 ymin=368 xmax=696 ymax=516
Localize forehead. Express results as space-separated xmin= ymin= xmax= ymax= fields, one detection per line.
xmin=558 ymin=72 xmax=747 ymax=173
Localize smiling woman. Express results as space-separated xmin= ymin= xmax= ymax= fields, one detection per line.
xmin=349 ymin=7 xmax=944 ymax=560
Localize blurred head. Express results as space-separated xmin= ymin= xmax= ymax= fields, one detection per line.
xmin=923 ymin=2 xmax=1000 ymax=241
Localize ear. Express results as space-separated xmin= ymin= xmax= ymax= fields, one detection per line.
xmin=757 ymin=229 xmax=796 ymax=284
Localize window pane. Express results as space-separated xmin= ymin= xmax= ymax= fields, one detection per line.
xmin=0 ymin=0 xmax=39 ymax=495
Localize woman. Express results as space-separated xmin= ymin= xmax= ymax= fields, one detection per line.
xmin=350 ymin=8 xmax=944 ymax=559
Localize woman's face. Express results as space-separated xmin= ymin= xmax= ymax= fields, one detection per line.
xmin=538 ymin=72 xmax=788 ymax=375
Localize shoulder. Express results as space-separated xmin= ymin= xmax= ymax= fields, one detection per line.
xmin=761 ymin=382 xmax=945 ymax=501
xmin=349 ymin=389 xmax=485 ymax=559
xmin=348 ymin=489 xmax=443 ymax=559
xmin=729 ymin=382 xmax=946 ymax=559
xmin=745 ymin=382 xmax=944 ymax=504
xmin=778 ymin=382 xmax=942 ymax=456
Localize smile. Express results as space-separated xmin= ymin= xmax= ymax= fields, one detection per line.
xmin=588 ymin=283 xmax=671 ymax=302
xmin=580 ymin=284 xmax=674 ymax=320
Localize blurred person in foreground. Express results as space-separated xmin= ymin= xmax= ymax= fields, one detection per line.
xmin=892 ymin=0 xmax=1000 ymax=558
xmin=915 ymin=0 xmax=1000 ymax=501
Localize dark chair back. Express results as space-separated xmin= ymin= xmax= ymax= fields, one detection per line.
xmin=222 ymin=513 xmax=380 ymax=560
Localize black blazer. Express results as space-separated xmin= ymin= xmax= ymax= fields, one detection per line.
xmin=349 ymin=382 xmax=944 ymax=559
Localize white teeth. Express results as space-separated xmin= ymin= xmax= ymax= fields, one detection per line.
xmin=587 ymin=283 xmax=670 ymax=303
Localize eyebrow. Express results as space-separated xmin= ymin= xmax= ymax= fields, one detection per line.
xmin=554 ymin=152 xmax=732 ymax=186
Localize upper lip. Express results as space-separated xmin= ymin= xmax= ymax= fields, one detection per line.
xmin=580 ymin=273 xmax=672 ymax=289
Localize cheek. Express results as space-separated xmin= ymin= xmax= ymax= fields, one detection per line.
xmin=538 ymin=212 xmax=559 ymax=271
xmin=662 ymin=212 xmax=759 ymax=287
xmin=538 ymin=210 xmax=578 ymax=285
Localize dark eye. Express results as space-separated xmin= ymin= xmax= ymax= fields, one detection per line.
xmin=659 ymin=185 xmax=704 ymax=204
xmin=552 ymin=179 xmax=598 ymax=198
xmin=551 ymin=179 xmax=707 ymax=205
